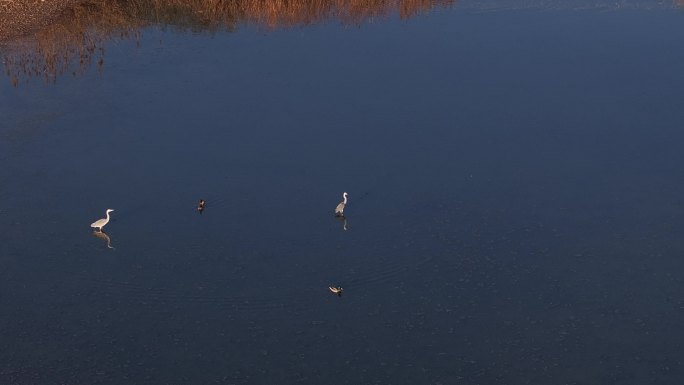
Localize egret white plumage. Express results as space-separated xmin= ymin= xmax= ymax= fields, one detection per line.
xmin=91 ymin=209 xmax=114 ymax=232
xmin=334 ymin=192 xmax=348 ymax=217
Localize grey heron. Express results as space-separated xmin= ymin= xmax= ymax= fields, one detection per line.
xmin=334 ymin=192 xmax=348 ymax=217
xmin=91 ymin=209 xmax=114 ymax=232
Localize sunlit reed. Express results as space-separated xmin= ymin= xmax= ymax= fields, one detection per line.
xmin=1 ymin=0 xmax=454 ymax=85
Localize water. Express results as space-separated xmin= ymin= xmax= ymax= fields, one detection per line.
xmin=2 ymin=2 xmax=684 ymax=384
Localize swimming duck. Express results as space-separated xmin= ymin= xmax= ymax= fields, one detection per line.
xmin=329 ymin=286 xmax=343 ymax=297
xmin=197 ymin=199 xmax=206 ymax=213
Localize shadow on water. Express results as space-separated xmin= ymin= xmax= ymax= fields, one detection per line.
xmin=1 ymin=0 xmax=454 ymax=85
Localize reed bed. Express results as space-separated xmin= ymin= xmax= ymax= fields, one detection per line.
xmin=2 ymin=0 xmax=454 ymax=85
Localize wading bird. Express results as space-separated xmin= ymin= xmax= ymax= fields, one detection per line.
xmin=335 ymin=192 xmax=348 ymax=217
xmin=90 ymin=209 xmax=114 ymax=232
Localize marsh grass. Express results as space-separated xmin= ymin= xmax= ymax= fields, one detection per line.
xmin=1 ymin=0 xmax=454 ymax=85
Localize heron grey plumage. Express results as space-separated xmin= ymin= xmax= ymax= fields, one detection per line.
xmin=91 ymin=209 xmax=114 ymax=232
xmin=334 ymin=192 xmax=348 ymax=217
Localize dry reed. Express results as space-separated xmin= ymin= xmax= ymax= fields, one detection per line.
xmin=1 ymin=0 xmax=454 ymax=85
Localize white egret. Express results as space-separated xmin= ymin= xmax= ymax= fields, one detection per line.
xmin=91 ymin=209 xmax=114 ymax=232
xmin=334 ymin=192 xmax=348 ymax=217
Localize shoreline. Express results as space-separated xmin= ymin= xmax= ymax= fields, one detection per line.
xmin=0 ymin=0 xmax=85 ymax=42
xmin=1 ymin=0 xmax=681 ymax=44
xmin=1 ymin=0 xmax=681 ymax=47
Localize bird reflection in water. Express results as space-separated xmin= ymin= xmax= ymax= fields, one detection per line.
xmin=335 ymin=215 xmax=348 ymax=231
xmin=92 ymin=230 xmax=114 ymax=249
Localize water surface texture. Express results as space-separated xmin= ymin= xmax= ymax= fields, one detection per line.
xmin=2 ymin=1 xmax=684 ymax=384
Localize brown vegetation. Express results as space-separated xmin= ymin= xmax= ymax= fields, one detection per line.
xmin=0 ymin=0 xmax=83 ymax=42
xmin=1 ymin=0 xmax=454 ymax=85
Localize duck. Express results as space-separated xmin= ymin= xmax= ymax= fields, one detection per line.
xmin=329 ymin=286 xmax=343 ymax=297
xmin=197 ymin=199 xmax=206 ymax=213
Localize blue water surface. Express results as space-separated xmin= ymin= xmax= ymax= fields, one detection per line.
xmin=2 ymin=4 xmax=684 ymax=384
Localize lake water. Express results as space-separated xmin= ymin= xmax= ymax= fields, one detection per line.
xmin=2 ymin=1 xmax=684 ymax=384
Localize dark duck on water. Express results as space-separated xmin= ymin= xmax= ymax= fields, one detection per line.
xmin=329 ymin=286 xmax=343 ymax=297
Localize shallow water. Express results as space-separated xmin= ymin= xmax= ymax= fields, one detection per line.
xmin=2 ymin=3 xmax=684 ymax=384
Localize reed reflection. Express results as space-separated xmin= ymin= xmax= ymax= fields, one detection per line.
xmin=1 ymin=0 xmax=454 ymax=85
xmin=92 ymin=230 xmax=115 ymax=249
